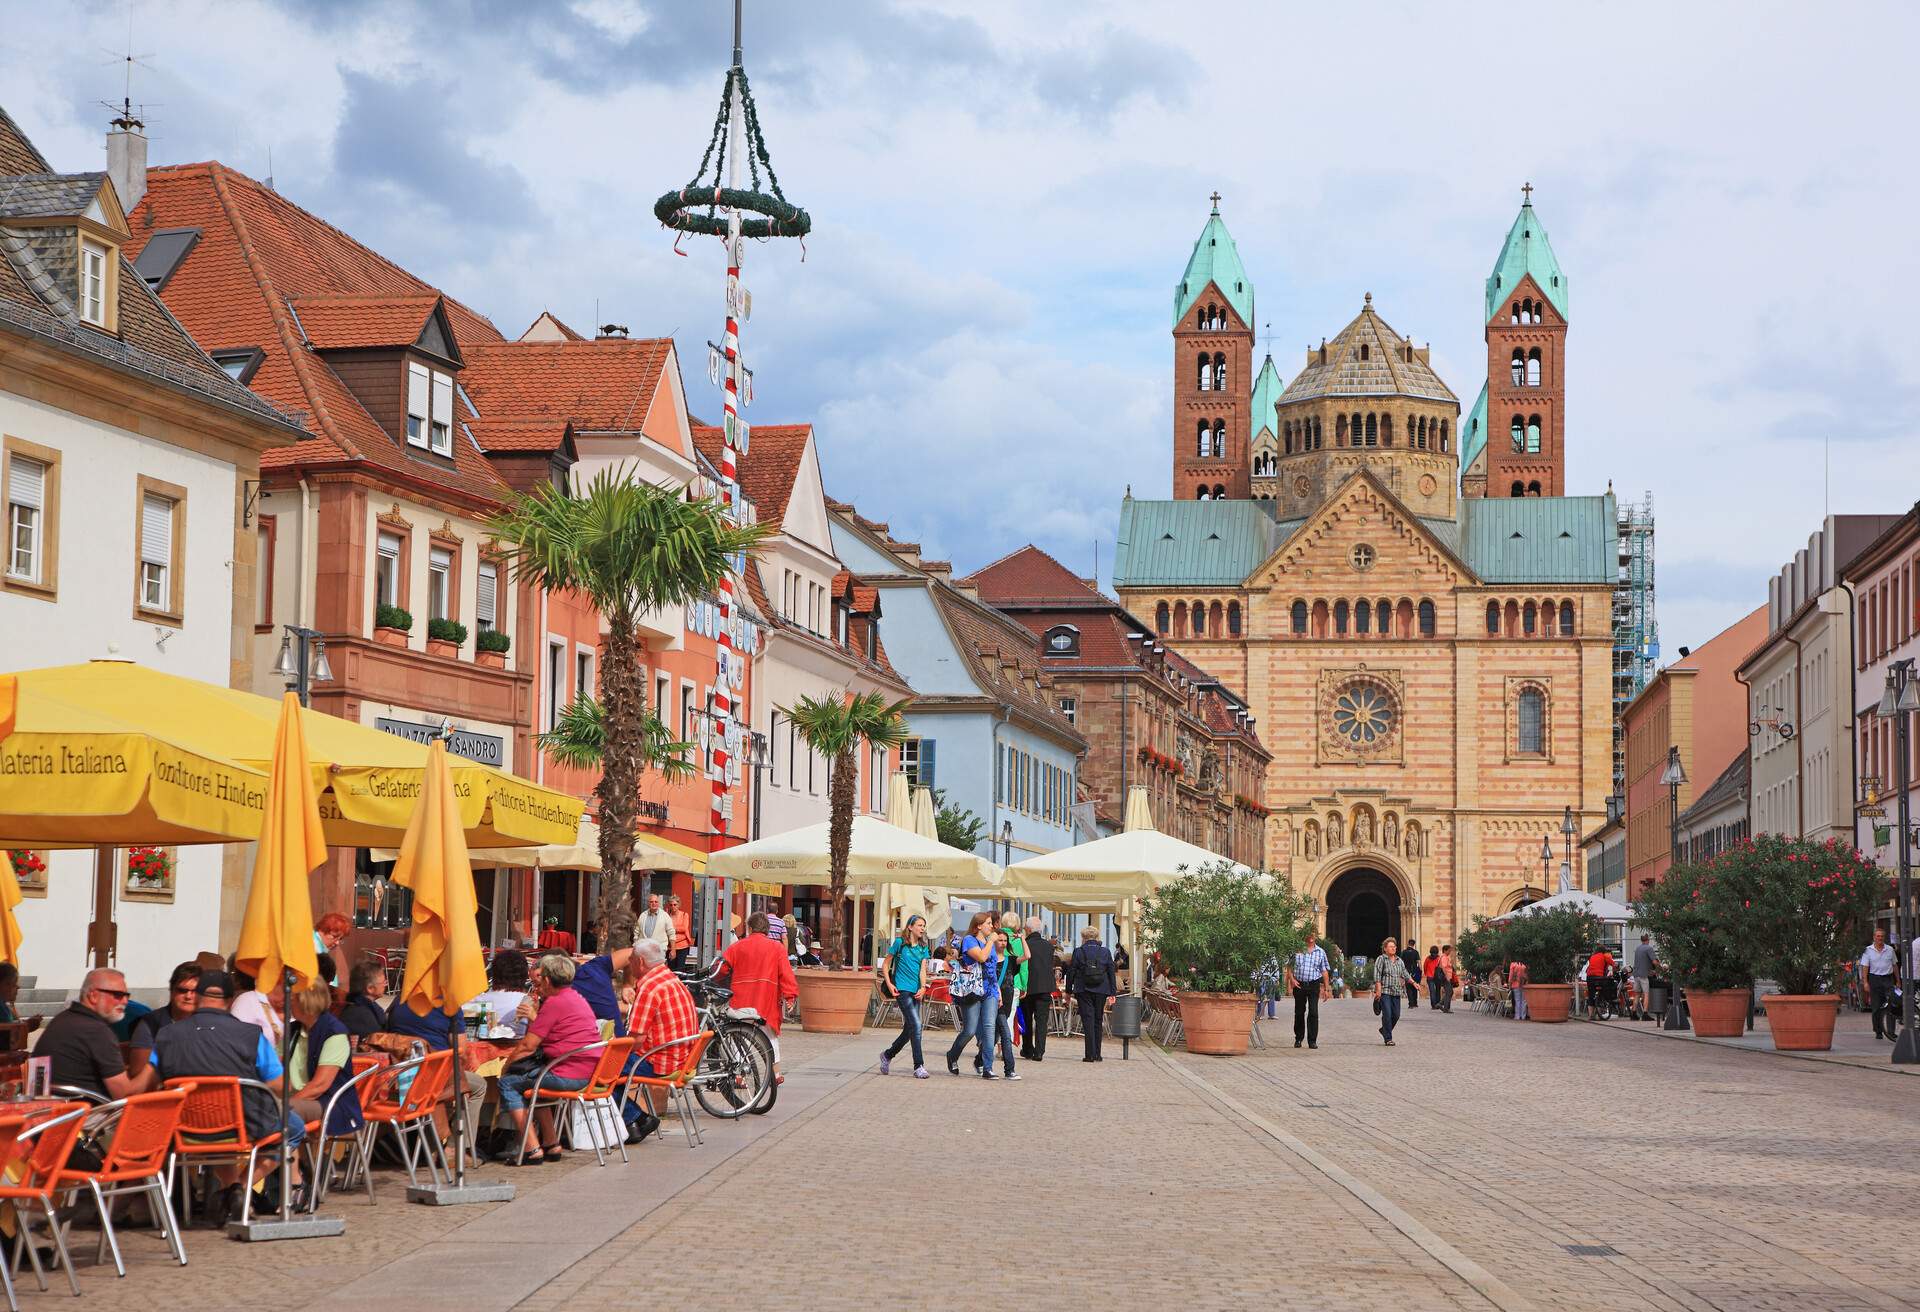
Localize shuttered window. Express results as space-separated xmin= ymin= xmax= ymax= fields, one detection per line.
xmin=406 ymin=364 xmax=430 ymax=447
xmin=430 ymin=371 xmax=454 ymax=455
xmin=6 ymin=455 xmax=45 ymax=582
xmin=427 ymin=546 xmax=452 ymax=620
xmin=476 ymin=562 xmax=497 ymax=632
xmin=140 ymin=493 xmax=174 ymax=611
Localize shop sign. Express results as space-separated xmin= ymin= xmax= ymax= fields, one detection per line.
xmin=374 ymin=717 xmax=505 ymax=767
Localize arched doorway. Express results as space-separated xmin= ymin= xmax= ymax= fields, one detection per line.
xmin=1325 ymin=867 xmax=1403 ymax=960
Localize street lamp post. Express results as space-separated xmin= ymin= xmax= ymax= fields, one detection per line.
xmin=1878 ymin=659 xmax=1919 ymax=1064
xmin=1659 ymin=745 xmax=1689 ymax=1030
xmin=1539 ymin=834 xmax=1552 ymax=898
xmin=1561 ymin=804 xmax=1577 ymax=893
xmin=271 ymin=625 xmax=333 ymax=707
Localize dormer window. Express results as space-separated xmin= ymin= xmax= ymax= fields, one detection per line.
xmin=79 ymin=239 xmax=109 ymax=327
xmin=407 ymin=362 xmax=455 ymax=456
xmin=1045 ymin=624 xmax=1080 ymax=655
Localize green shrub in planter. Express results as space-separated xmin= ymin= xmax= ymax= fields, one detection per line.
xmin=1138 ymin=861 xmax=1312 ymax=994
xmin=1454 ymin=915 xmax=1511 ymax=980
xmin=375 ymin=603 xmax=413 ymax=632
xmin=427 ymin=618 xmax=468 ymax=645
xmin=476 ymin=628 xmax=511 ymax=654
xmin=1634 ymin=861 xmax=1754 ymax=992
xmin=1344 ymin=952 xmax=1374 ymax=993
xmin=1500 ymin=903 xmax=1600 ymax=984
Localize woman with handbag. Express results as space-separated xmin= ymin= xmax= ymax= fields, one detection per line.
xmin=1371 ymin=936 xmax=1414 ymax=1046
xmin=878 ymin=915 xmax=932 ymax=1078
xmin=944 ymin=912 xmax=1001 ymax=1079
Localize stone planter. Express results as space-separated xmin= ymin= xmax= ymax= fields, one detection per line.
xmin=1761 ymin=993 xmax=1839 ymax=1051
xmin=426 ymin=638 xmax=459 ymax=658
xmin=795 ymin=967 xmax=873 ymax=1034
xmin=1177 ymin=989 xmax=1256 ymax=1055
xmin=1522 ymin=983 xmax=1574 ymax=1023
xmin=1685 ymin=987 xmax=1749 ymax=1037
xmin=475 ymin=650 xmax=506 ymax=669
xmin=373 ymin=626 xmax=410 ymax=648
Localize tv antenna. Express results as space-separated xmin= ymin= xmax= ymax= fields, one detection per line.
xmin=98 ymin=10 xmax=158 ymax=132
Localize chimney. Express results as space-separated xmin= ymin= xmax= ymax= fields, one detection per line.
xmin=106 ymin=108 xmax=148 ymax=214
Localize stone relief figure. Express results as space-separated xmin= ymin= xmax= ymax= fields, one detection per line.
xmin=1303 ymin=823 xmax=1320 ymax=861
xmin=1326 ymin=812 xmax=1343 ymax=850
xmin=1353 ymin=809 xmax=1374 ymax=846
xmin=1382 ymin=812 xmax=1399 ymax=852
xmin=1404 ymin=821 xmax=1422 ymax=859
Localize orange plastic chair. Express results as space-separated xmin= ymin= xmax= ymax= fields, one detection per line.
xmin=518 ymin=1037 xmax=634 ymax=1167
xmin=625 ymin=1030 xmax=714 ymax=1150
xmin=0 ymin=1103 xmax=88 ymax=1302
xmin=52 ymin=1086 xmax=192 ymax=1277
xmin=357 ymin=1048 xmax=454 ymax=1190
xmin=163 ymin=1076 xmax=293 ymax=1228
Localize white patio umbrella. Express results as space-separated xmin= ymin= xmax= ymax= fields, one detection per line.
xmin=1496 ymin=889 xmax=1634 ymax=924
xmin=708 ymin=814 xmax=1001 ymax=894
xmin=871 ymin=775 xmax=918 ymax=963
xmin=910 ymin=786 xmax=953 ymax=940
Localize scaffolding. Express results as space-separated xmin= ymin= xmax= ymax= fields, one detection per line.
xmin=1611 ymin=491 xmax=1658 ymax=790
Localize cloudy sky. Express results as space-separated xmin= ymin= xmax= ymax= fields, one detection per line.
xmin=6 ymin=1 xmax=1916 ymax=652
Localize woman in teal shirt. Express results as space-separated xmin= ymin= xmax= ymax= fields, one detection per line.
xmin=878 ymin=915 xmax=932 ymax=1078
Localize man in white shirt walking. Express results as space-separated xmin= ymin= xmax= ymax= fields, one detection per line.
xmin=636 ymin=893 xmax=675 ymax=957
xmin=1861 ymin=926 xmax=1898 ymax=1041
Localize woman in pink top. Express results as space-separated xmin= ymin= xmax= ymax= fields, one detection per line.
xmin=497 ymin=954 xmax=605 ymax=1164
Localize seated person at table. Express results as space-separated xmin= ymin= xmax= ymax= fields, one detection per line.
xmin=152 ymin=971 xmax=307 ymax=1222
xmin=288 ymin=980 xmax=363 ymax=1142
xmin=127 ymin=961 xmax=202 ymax=1074
xmin=625 ymin=939 xmax=699 ymax=1136
xmin=228 ymin=964 xmax=286 ymax=1046
xmin=568 ymin=945 xmax=636 ymax=1036
xmin=0 ymin=962 xmax=43 ymax=1038
xmin=797 ymin=941 xmax=824 ymax=968
xmin=39 ymin=968 xmax=155 ymax=1101
xmin=374 ymin=984 xmax=487 ymax=1143
xmin=470 ymin=950 xmax=531 ymax=1038
xmin=497 ymin=954 xmax=606 ymax=1164
xmin=339 ymin=960 xmax=388 ymax=1042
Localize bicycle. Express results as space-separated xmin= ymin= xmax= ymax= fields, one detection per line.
xmin=678 ymin=962 xmax=777 ymax=1119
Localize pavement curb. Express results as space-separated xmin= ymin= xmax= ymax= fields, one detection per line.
xmin=1582 ymin=1014 xmax=1920 ymax=1077
xmin=1149 ymin=1043 xmax=1533 ymax=1312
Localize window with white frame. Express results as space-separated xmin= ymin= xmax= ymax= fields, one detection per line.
xmin=869 ymin=743 xmax=886 ymax=812
xmin=406 ymin=363 xmax=456 ymax=454
xmin=375 ymin=532 xmax=402 ymax=608
xmin=1058 ymin=696 xmax=1076 ymax=724
xmin=79 ymin=239 xmax=108 ymax=326
xmin=656 ymin=673 xmax=670 ymax=725
xmin=680 ymin=683 xmax=695 ymax=742
xmin=769 ymin=709 xmax=782 ymax=787
xmin=546 ymin=640 xmax=565 ymax=731
xmin=902 ymin=737 xmax=934 ymax=789
xmin=575 ymin=648 xmax=594 ymax=701
xmin=139 ymin=492 xmax=176 ymax=612
xmin=430 ymin=370 xmax=453 ymax=455
xmin=407 ymin=364 xmax=429 ymax=447
xmin=427 ymin=547 xmax=452 ymax=620
xmin=6 ymin=453 xmax=47 ymax=584
xmin=475 ymin=561 xmax=497 ymax=633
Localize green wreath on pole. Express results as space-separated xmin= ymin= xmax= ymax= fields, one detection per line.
xmin=654 ymin=66 xmax=811 ymax=240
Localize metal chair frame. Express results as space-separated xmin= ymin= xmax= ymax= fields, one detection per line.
xmin=2 ymin=1106 xmax=88 ymax=1307
xmin=51 ymin=1086 xmax=192 ymax=1278
xmin=356 ymin=1048 xmax=455 ymax=1191
xmin=515 ymin=1038 xmax=634 ymax=1168
xmin=621 ymin=1031 xmax=714 ymax=1150
xmin=303 ymin=1053 xmax=407 ymax=1211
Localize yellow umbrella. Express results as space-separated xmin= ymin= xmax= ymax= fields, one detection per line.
xmin=0 ymin=849 xmax=25 ymax=967
xmin=391 ymin=741 xmax=488 ymax=1017
xmin=233 ymin=693 xmax=324 ymax=993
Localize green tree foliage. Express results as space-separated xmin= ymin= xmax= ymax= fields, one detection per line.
xmin=1139 ymin=863 xmax=1313 ymax=995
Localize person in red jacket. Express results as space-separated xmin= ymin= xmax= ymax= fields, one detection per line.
xmin=716 ymin=911 xmax=800 ymax=1078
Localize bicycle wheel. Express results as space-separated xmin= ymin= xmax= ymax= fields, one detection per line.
xmin=693 ymin=1024 xmax=770 ymax=1120
xmin=736 ymin=1022 xmax=777 ymax=1115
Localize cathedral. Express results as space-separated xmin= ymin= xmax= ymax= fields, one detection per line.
xmin=1114 ymin=191 xmax=1616 ymax=955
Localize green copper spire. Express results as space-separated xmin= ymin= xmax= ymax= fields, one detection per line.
xmin=1483 ymin=184 xmax=1567 ymax=324
xmin=1250 ymin=352 xmax=1283 ymax=441
xmin=1460 ymin=381 xmax=1489 ymax=477
xmin=1173 ymin=193 xmax=1255 ymax=329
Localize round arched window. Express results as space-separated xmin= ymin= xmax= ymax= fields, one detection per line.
xmin=1331 ymin=682 xmax=1396 ymax=746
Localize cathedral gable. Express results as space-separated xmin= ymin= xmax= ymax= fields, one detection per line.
xmin=1248 ymin=471 xmax=1472 ymax=591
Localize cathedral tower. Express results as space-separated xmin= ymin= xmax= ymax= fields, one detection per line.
xmin=1172 ymin=195 xmax=1254 ymax=500
xmin=1465 ymin=185 xmax=1568 ymax=499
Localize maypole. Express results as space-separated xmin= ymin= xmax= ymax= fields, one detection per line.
xmin=656 ymin=0 xmax=809 ymax=925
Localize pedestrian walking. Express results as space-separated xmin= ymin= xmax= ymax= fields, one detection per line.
xmin=1400 ymin=939 xmax=1422 ymax=1008
xmin=1507 ymin=956 xmax=1529 ymax=1021
xmin=945 ymin=912 xmax=1001 ymax=1079
xmin=1255 ymin=956 xmax=1282 ymax=1019
xmin=1424 ymin=945 xmax=1444 ymax=1010
xmin=1438 ymin=945 xmax=1459 ymax=1013
xmin=879 ymin=914 xmax=932 ymax=1078
xmin=1286 ymin=931 xmax=1331 ymax=1049
xmin=1372 ymin=937 xmax=1412 ymax=1045
xmin=993 ymin=914 xmax=1026 ymax=1079
xmin=1631 ymin=933 xmax=1658 ymax=1021
xmin=1067 ymin=926 xmax=1117 ymax=1061
xmin=1862 ymin=926 xmax=1898 ymax=1041
xmin=1019 ymin=917 xmax=1056 ymax=1062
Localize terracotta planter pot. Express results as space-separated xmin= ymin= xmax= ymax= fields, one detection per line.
xmin=1762 ymin=993 xmax=1839 ymax=1051
xmin=1522 ymin=983 xmax=1574 ymax=1022
xmin=475 ymin=650 xmax=506 ymax=669
xmin=795 ymin=967 xmax=873 ymax=1034
xmin=1685 ymin=987 xmax=1750 ymax=1037
xmin=1177 ymin=990 xmax=1256 ymax=1055
xmin=373 ymin=626 xmax=410 ymax=647
xmin=426 ymin=638 xmax=459 ymax=658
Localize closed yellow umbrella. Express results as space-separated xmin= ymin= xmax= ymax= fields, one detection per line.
xmin=233 ymin=692 xmax=324 ymax=994
xmin=391 ymin=741 xmax=488 ymax=1017
xmin=0 ymin=849 xmax=24 ymax=967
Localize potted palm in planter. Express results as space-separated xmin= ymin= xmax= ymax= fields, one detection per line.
xmin=1138 ymin=861 xmax=1311 ymax=1055
xmin=426 ymin=617 xmax=467 ymax=657
xmin=1634 ymin=860 xmax=1754 ymax=1036
xmin=374 ymin=603 xmax=413 ymax=647
xmin=785 ymin=691 xmax=911 ymax=1033
xmin=475 ymin=628 xmax=511 ymax=669
xmin=1501 ymin=903 xmax=1599 ymax=1022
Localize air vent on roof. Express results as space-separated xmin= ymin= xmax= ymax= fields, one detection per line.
xmin=1510 ymin=531 xmax=1523 ymax=539
xmin=1161 ymin=533 xmax=1174 ymax=541
xmin=1559 ymin=530 xmax=1573 ymax=539
xmin=1207 ymin=532 xmax=1220 ymax=541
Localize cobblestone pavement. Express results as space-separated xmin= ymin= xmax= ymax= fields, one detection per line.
xmin=29 ymin=1000 xmax=1917 ymax=1311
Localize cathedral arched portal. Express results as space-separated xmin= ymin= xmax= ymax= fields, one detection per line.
xmin=1321 ymin=865 xmax=1408 ymax=961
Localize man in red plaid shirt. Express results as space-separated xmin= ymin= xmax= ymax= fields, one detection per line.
xmin=626 ymin=940 xmax=701 ymax=1078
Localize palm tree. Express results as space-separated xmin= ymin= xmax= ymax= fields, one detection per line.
xmin=493 ymin=467 xmax=765 ymax=948
xmin=784 ymin=691 xmax=911 ymax=967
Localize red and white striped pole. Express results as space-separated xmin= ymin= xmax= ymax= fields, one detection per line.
xmin=709 ymin=55 xmax=745 ymax=839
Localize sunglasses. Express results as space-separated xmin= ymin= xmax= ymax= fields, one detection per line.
xmin=93 ymin=987 xmax=131 ymax=1000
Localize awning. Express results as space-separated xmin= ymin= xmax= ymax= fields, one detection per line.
xmin=707 ymin=814 xmax=1001 ymax=890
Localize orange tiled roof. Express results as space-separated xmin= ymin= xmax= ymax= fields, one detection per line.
xmin=467 ymin=416 xmax=572 ymax=453
xmin=964 ymin=544 xmax=1107 ymax=607
xmin=122 ymin=162 xmax=512 ymax=507
xmin=691 ymin=422 xmax=811 ymax=532
xmin=291 ymin=293 xmax=443 ymax=352
xmin=461 ymin=338 xmax=671 ymax=432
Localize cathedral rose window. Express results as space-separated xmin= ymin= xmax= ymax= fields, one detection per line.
xmin=1331 ymin=682 xmax=1395 ymax=745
